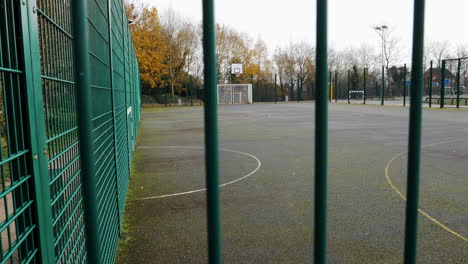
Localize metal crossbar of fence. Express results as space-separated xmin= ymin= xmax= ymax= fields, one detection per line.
xmin=0 ymin=0 xmax=140 ymax=263
xmin=200 ymin=0 xmax=427 ymax=263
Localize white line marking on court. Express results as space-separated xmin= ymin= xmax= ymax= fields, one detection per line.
xmin=136 ymin=146 xmax=261 ymax=200
xmin=385 ymin=139 xmax=468 ymax=242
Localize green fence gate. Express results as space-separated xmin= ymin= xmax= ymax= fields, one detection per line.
xmin=0 ymin=0 xmax=140 ymax=263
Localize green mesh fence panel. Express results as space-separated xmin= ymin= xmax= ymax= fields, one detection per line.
xmin=0 ymin=1 xmax=40 ymax=263
xmin=0 ymin=0 xmax=140 ymax=262
xmin=36 ymin=1 xmax=87 ymax=262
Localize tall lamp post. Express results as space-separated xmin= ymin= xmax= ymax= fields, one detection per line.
xmin=374 ymin=25 xmax=388 ymax=100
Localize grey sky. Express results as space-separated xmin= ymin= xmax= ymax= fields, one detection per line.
xmin=142 ymin=0 xmax=467 ymax=58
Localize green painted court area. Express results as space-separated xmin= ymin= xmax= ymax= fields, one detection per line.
xmin=116 ymin=103 xmax=467 ymax=263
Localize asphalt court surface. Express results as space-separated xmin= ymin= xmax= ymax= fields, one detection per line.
xmin=117 ymin=102 xmax=467 ymax=263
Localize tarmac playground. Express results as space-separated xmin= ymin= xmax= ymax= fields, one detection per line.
xmin=116 ymin=102 xmax=467 ymax=263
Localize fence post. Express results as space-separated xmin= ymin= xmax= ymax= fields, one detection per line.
xmin=329 ymin=71 xmax=332 ymax=102
xmin=72 ymin=0 xmax=101 ymax=263
xmin=107 ymin=0 xmax=122 ymax=232
xmin=290 ymin=77 xmax=294 ymax=101
xmin=297 ymin=73 xmax=301 ymax=102
xmin=202 ymin=0 xmax=222 ymax=263
xmin=456 ymin=58 xmax=461 ymax=108
xmin=251 ymin=74 xmax=254 ymax=103
xmin=275 ymin=74 xmax=278 ymax=103
xmin=347 ymin=69 xmax=350 ymax=104
xmin=404 ymin=0 xmax=426 ymax=263
xmin=440 ymin=60 xmax=446 ymax=108
xmin=315 ymin=0 xmax=328 ymax=263
xmin=381 ymin=65 xmax=385 ymax=105
xmin=20 ymin=1 xmax=56 ymax=262
xmin=404 ymin=64 xmax=407 ymax=106
xmin=334 ymin=71 xmax=338 ymax=103
xmin=164 ymin=80 xmax=168 ymax=107
xmin=190 ymin=75 xmax=194 ymax=106
xmin=363 ymin=68 xmax=367 ymax=104
xmin=429 ymin=61 xmax=433 ymax=107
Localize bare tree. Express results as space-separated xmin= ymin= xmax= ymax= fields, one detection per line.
xmin=161 ymin=9 xmax=198 ymax=96
xmin=357 ymin=44 xmax=377 ymax=70
xmin=273 ymin=48 xmax=290 ymax=98
xmin=342 ymin=47 xmax=359 ymax=69
xmin=455 ymin=44 xmax=468 ymax=59
xmin=429 ymin=41 xmax=451 ymax=68
xmin=291 ymin=42 xmax=315 ymax=91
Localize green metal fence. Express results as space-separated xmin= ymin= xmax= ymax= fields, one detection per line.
xmin=0 ymin=0 xmax=140 ymax=263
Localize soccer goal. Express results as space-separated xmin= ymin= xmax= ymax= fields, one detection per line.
xmin=217 ymin=84 xmax=253 ymax=104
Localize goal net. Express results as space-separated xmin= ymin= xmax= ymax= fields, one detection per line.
xmin=217 ymin=84 xmax=252 ymax=104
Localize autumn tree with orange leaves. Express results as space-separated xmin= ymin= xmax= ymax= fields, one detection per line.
xmin=127 ymin=4 xmax=168 ymax=95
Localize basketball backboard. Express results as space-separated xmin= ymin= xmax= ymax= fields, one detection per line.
xmin=231 ymin=63 xmax=243 ymax=76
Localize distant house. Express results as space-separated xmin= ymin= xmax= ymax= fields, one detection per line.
xmin=424 ymin=68 xmax=456 ymax=95
xmin=425 ymin=68 xmax=456 ymax=87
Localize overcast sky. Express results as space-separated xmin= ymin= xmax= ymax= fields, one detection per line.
xmin=141 ymin=0 xmax=467 ymax=59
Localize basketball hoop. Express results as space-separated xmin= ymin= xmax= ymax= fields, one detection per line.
xmin=234 ymin=68 xmax=241 ymax=78
xmin=232 ymin=63 xmax=243 ymax=78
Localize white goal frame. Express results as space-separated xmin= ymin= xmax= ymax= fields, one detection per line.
xmin=348 ymin=90 xmax=365 ymax=99
xmin=217 ymin=84 xmax=253 ymax=104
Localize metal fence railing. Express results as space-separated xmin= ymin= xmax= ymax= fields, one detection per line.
xmin=0 ymin=0 xmax=140 ymax=263
xmin=329 ymin=57 xmax=468 ymax=109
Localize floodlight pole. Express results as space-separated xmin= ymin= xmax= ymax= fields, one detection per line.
xmin=375 ymin=25 xmax=388 ymax=104
xmin=381 ymin=65 xmax=385 ymax=105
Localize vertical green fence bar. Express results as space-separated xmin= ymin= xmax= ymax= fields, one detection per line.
xmin=275 ymin=74 xmax=278 ymax=103
xmin=440 ymin=60 xmax=446 ymax=108
xmin=328 ymin=71 xmax=332 ymax=102
xmin=314 ymin=0 xmax=328 ymax=263
xmin=404 ymin=64 xmax=407 ymax=106
xmin=164 ymin=80 xmax=168 ymax=107
xmin=71 ymin=0 xmax=100 ymax=263
xmin=251 ymin=74 xmax=254 ymax=103
xmin=334 ymin=71 xmax=338 ymax=103
xmin=347 ymin=70 xmax=350 ymax=104
xmin=429 ymin=61 xmax=433 ymax=107
xmin=202 ymin=0 xmax=222 ymax=263
xmin=403 ymin=0 xmax=426 ymax=263
xmin=190 ymin=75 xmax=194 ymax=106
xmin=20 ymin=0 xmax=57 ymax=262
xmin=108 ymin=0 xmax=121 ymax=235
xmin=456 ymin=59 xmax=461 ymax=108
xmin=297 ymin=73 xmax=301 ymax=102
xmin=381 ymin=66 xmax=385 ymax=105
xmin=363 ymin=68 xmax=367 ymax=104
